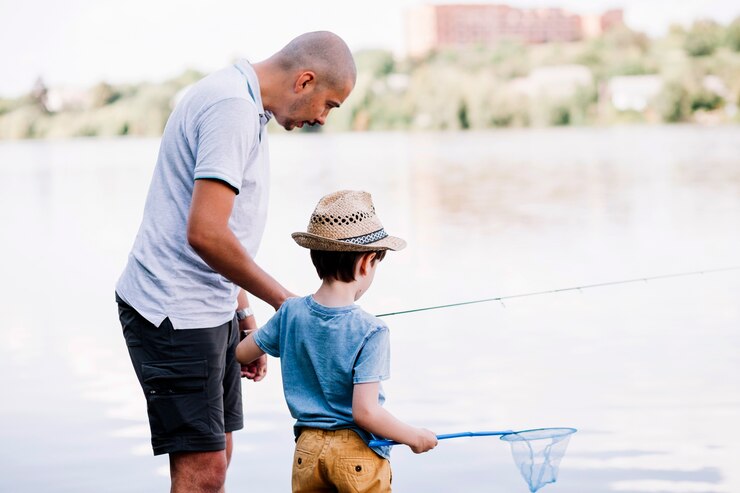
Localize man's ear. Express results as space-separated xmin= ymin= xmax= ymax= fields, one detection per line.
xmin=294 ymin=71 xmax=316 ymax=93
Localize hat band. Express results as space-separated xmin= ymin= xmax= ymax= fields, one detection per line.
xmin=338 ymin=228 xmax=388 ymax=246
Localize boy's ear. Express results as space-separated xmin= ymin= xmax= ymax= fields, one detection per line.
xmin=357 ymin=252 xmax=377 ymax=276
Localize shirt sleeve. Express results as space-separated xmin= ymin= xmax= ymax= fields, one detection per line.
xmin=193 ymin=97 xmax=259 ymax=194
xmin=253 ymin=309 xmax=283 ymax=358
xmin=353 ymin=327 xmax=391 ymax=384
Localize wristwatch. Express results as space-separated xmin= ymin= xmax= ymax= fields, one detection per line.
xmin=236 ymin=307 xmax=254 ymax=321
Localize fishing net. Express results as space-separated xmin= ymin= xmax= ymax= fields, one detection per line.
xmin=368 ymin=426 xmax=576 ymax=492
xmin=500 ymin=428 xmax=576 ymax=492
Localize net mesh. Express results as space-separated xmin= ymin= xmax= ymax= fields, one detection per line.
xmin=500 ymin=428 xmax=576 ymax=492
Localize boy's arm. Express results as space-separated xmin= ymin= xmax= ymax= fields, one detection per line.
xmin=236 ymin=332 xmax=266 ymax=373
xmin=352 ymin=382 xmax=437 ymax=454
xmin=237 ymin=289 xmax=264 ymax=379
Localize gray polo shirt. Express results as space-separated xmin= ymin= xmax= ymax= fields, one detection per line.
xmin=116 ymin=60 xmax=271 ymax=330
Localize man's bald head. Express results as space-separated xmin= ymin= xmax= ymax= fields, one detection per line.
xmin=274 ymin=31 xmax=356 ymax=91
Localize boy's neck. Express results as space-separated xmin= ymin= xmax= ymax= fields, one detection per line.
xmin=313 ymin=278 xmax=360 ymax=307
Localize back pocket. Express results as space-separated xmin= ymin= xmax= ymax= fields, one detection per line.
xmin=337 ymin=457 xmax=378 ymax=492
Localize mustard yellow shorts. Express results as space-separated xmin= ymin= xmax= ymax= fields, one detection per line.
xmin=292 ymin=428 xmax=392 ymax=493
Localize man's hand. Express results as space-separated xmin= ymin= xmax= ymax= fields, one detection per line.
xmin=241 ymin=353 xmax=267 ymax=381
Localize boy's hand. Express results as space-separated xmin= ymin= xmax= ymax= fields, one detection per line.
xmin=241 ymin=354 xmax=267 ymax=381
xmin=238 ymin=311 xmax=265 ymax=380
xmin=410 ymin=428 xmax=438 ymax=454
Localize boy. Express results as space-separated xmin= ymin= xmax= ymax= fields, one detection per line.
xmin=236 ymin=190 xmax=437 ymax=492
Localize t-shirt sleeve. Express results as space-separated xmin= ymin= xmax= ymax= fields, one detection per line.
xmin=193 ymin=97 xmax=258 ymax=194
xmin=253 ymin=309 xmax=282 ymax=358
xmin=353 ymin=327 xmax=391 ymax=384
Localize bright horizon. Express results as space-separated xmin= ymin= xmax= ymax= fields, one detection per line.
xmin=2 ymin=0 xmax=739 ymax=98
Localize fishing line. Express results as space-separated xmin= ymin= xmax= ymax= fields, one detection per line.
xmin=376 ymin=265 xmax=740 ymax=318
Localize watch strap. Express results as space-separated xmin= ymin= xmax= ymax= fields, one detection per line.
xmin=236 ymin=307 xmax=254 ymax=320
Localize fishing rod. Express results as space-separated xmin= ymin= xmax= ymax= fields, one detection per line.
xmin=376 ymin=266 xmax=740 ymax=318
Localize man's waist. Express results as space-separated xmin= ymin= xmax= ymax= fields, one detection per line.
xmin=116 ymin=279 xmax=238 ymax=330
xmin=116 ymin=291 xmax=236 ymax=330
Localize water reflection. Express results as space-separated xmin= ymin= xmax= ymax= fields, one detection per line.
xmin=1 ymin=126 xmax=739 ymax=493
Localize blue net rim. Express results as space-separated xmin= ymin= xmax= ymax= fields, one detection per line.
xmin=499 ymin=427 xmax=577 ymax=442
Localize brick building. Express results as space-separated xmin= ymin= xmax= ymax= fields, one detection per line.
xmin=406 ymin=4 xmax=624 ymax=57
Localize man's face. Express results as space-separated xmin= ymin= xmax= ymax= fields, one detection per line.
xmin=276 ymin=78 xmax=353 ymax=131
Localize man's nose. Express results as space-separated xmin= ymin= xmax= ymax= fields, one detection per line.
xmin=316 ymin=107 xmax=331 ymax=125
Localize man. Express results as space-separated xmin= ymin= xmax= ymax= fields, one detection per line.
xmin=115 ymin=31 xmax=356 ymax=493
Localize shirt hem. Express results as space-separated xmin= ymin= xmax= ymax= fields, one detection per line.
xmin=353 ymin=375 xmax=390 ymax=384
xmin=194 ymin=174 xmax=240 ymax=194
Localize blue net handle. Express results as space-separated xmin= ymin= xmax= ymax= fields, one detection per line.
xmin=368 ymin=430 xmax=514 ymax=447
xmin=367 ymin=428 xmax=576 ymax=447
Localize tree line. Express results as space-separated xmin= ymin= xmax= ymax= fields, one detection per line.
xmin=1 ymin=18 xmax=739 ymax=139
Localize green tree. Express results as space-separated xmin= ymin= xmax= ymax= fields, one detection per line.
xmin=549 ymin=105 xmax=571 ymax=126
xmin=656 ymin=81 xmax=691 ymax=122
xmin=690 ymin=90 xmax=723 ymax=112
xmin=457 ymin=100 xmax=470 ymax=129
xmin=90 ymin=82 xmax=121 ymax=108
xmin=684 ymin=20 xmax=723 ymax=57
xmin=354 ymin=50 xmax=395 ymax=77
xmin=726 ymin=17 xmax=740 ymax=51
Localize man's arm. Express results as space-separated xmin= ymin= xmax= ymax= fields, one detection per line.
xmin=187 ymin=179 xmax=294 ymax=310
xmin=352 ymin=382 xmax=437 ymax=454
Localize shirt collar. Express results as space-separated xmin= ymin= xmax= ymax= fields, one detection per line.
xmin=233 ymin=59 xmax=273 ymax=126
xmin=305 ymin=295 xmax=358 ymax=315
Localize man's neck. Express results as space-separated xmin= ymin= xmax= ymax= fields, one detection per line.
xmin=251 ymin=58 xmax=280 ymax=114
xmin=313 ymin=279 xmax=359 ymax=307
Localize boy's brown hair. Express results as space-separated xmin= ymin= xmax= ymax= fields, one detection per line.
xmin=310 ymin=249 xmax=387 ymax=282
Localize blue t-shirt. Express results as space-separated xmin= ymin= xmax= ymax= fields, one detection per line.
xmin=253 ymin=295 xmax=392 ymax=459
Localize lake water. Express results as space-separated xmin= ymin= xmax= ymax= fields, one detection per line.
xmin=1 ymin=126 xmax=739 ymax=493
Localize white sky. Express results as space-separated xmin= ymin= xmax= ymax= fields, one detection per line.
xmin=1 ymin=0 xmax=739 ymax=97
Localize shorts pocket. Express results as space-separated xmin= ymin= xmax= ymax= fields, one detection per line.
xmin=141 ymin=359 xmax=210 ymax=436
xmin=292 ymin=446 xmax=318 ymax=490
xmin=293 ymin=432 xmax=320 ymax=471
xmin=293 ymin=446 xmax=318 ymax=472
xmin=337 ymin=457 xmax=378 ymax=492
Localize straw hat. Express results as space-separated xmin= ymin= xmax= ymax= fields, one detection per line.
xmin=292 ymin=190 xmax=406 ymax=252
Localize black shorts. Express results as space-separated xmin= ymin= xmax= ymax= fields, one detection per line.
xmin=116 ymin=293 xmax=243 ymax=456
